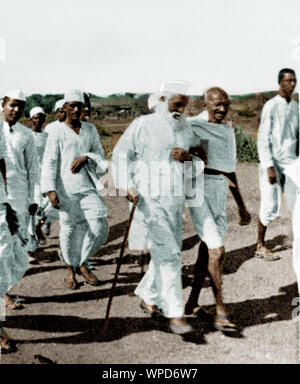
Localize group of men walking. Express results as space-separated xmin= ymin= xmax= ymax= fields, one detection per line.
xmin=0 ymin=68 xmax=299 ymax=354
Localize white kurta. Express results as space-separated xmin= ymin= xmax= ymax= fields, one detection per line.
xmin=112 ymin=112 xmax=204 ymax=318
xmin=187 ymin=118 xmax=236 ymax=247
xmin=31 ymin=130 xmax=59 ymax=228
xmin=0 ymin=120 xmax=39 ymax=247
xmin=0 ymin=143 xmax=28 ymax=298
xmin=44 ymin=120 xmax=62 ymax=135
xmin=283 ymin=159 xmax=300 ymax=295
xmin=257 ymin=95 xmax=299 ymax=226
xmin=41 ymin=121 xmax=108 ymax=268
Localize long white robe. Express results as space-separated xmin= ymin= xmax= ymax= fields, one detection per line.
xmin=112 ymin=111 xmax=204 ymax=318
xmin=0 ymin=120 xmax=39 ymax=249
xmin=257 ymin=95 xmax=299 ymax=226
xmin=284 ymin=159 xmax=300 ymax=294
xmin=41 ymin=121 xmax=108 ymax=268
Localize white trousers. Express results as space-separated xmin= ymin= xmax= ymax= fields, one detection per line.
xmin=189 ymin=174 xmax=227 ymax=249
xmin=59 ymin=190 xmax=108 ymax=268
xmin=258 ymin=164 xmax=285 ymax=226
xmin=134 ymin=196 xmax=184 ymax=318
xmin=0 ymin=204 xmax=29 ymax=298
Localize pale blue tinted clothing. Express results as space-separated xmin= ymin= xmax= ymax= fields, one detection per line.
xmin=59 ymin=191 xmax=108 ymax=267
xmin=113 ymin=112 xmax=202 ymax=318
xmin=258 ymin=163 xmax=285 ymax=226
xmin=187 ymin=118 xmax=235 ymax=248
xmin=41 ymin=121 xmax=108 ymax=268
xmin=0 ymin=204 xmax=29 ymax=298
xmin=188 ymin=119 xmax=236 ymax=173
xmin=44 ymin=120 xmax=63 ymax=135
xmin=284 ymin=159 xmax=300 ymax=294
xmin=128 ymin=201 xmax=149 ymax=251
xmin=0 ymin=120 xmax=39 ymax=211
xmin=0 ymin=120 xmax=39 ymax=247
xmin=0 ymin=135 xmax=7 ymax=203
xmin=257 ymin=95 xmax=299 ymax=169
xmin=134 ymin=196 xmax=183 ymax=317
xmin=189 ymin=175 xmax=228 ymax=248
xmin=41 ymin=121 xmax=107 ymax=199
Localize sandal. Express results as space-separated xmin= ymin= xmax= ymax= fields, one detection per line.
xmin=255 ymin=247 xmax=281 ymax=261
xmin=140 ymin=300 xmax=163 ymax=318
xmin=214 ymin=314 xmax=238 ymax=332
xmin=4 ymin=295 xmax=24 ymax=310
xmin=64 ymin=276 xmax=78 ymax=290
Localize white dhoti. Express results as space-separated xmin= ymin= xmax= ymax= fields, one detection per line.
xmin=189 ymin=174 xmax=228 ymax=248
xmin=134 ymin=196 xmax=184 ymax=318
xmin=59 ymin=190 xmax=108 ymax=268
xmin=258 ymin=164 xmax=285 ymax=226
xmin=0 ymin=204 xmax=29 ymax=298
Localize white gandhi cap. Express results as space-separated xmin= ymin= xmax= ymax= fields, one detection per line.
xmin=159 ymin=80 xmax=190 ymax=96
xmin=54 ymin=99 xmax=65 ymax=112
xmin=64 ymin=90 xmax=84 ymax=104
xmin=30 ymin=106 xmax=45 ymax=118
xmin=4 ymin=89 xmax=26 ymax=102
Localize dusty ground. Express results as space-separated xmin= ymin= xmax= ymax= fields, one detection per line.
xmin=1 ymin=162 xmax=299 ymax=364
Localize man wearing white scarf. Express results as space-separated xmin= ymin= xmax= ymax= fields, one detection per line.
xmin=112 ymin=81 xmax=205 ymax=334
xmin=41 ymin=90 xmax=108 ymax=290
xmin=256 ymin=68 xmax=299 ymax=261
xmin=185 ymin=87 xmax=250 ymax=332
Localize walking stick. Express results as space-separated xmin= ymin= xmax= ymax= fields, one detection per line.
xmin=102 ymin=198 xmax=138 ymax=334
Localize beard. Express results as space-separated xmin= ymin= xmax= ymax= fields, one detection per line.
xmin=155 ymin=100 xmax=186 ymax=130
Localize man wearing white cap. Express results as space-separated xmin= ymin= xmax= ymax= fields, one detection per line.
xmin=112 ymin=80 xmax=205 ymax=334
xmin=0 ymin=89 xmax=39 ymax=308
xmin=41 ymin=90 xmax=108 ymax=289
xmin=43 ymin=99 xmax=66 ymax=135
xmin=256 ymin=68 xmax=299 ymax=261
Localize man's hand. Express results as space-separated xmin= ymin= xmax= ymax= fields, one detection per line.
xmin=28 ymin=203 xmax=38 ymax=216
xmin=189 ymin=145 xmax=208 ymax=165
xmin=47 ymin=191 xmax=60 ymax=209
xmin=267 ymin=166 xmax=277 ymax=185
xmin=172 ymin=147 xmax=192 ymax=163
xmin=126 ymin=187 xmax=139 ymax=203
xmin=71 ymin=156 xmax=88 ymax=174
xmin=238 ymin=207 xmax=251 ymax=226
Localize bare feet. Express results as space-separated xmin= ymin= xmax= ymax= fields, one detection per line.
xmin=140 ymin=300 xmax=163 ymax=318
xmin=4 ymin=294 xmax=24 ymax=310
xmin=0 ymin=328 xmax=16 ymax=354
xmin=79 ymin=264 xmax=99 ymax=286
xmin=169 ymin=317 xmax=193 ymax=334
xmin=255 ymin=245 xmax=281 ymax=261
xmin=64 ymin=267 xmax=78 ymax=290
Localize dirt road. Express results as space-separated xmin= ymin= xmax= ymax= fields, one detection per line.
xmin=1 ymin=162 xmax=299 ymax=364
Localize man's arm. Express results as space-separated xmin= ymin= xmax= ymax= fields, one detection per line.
xmin=40 ymin=127 xmax=60 ymax=208
xmin=257 ymin=103 xmax=277 ymax=184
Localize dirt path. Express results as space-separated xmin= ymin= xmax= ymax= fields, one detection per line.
xmin=1 ymin=162 xmax=299 ymax=364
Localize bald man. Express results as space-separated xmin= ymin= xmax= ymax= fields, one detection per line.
xmin=186 ymin=87 xmax=250 ymax=332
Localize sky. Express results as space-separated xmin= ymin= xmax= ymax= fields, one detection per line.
xmin=0 ymin=0 xmax=299 ymax=96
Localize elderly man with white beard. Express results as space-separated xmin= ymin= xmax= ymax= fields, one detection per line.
xmin=0 ymin=89 xmax=39 ymax=309
xmin=41 ymin=90 xmax=108 ymax=290
xmin=112 ymin=81 xmax=205 ymax=334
